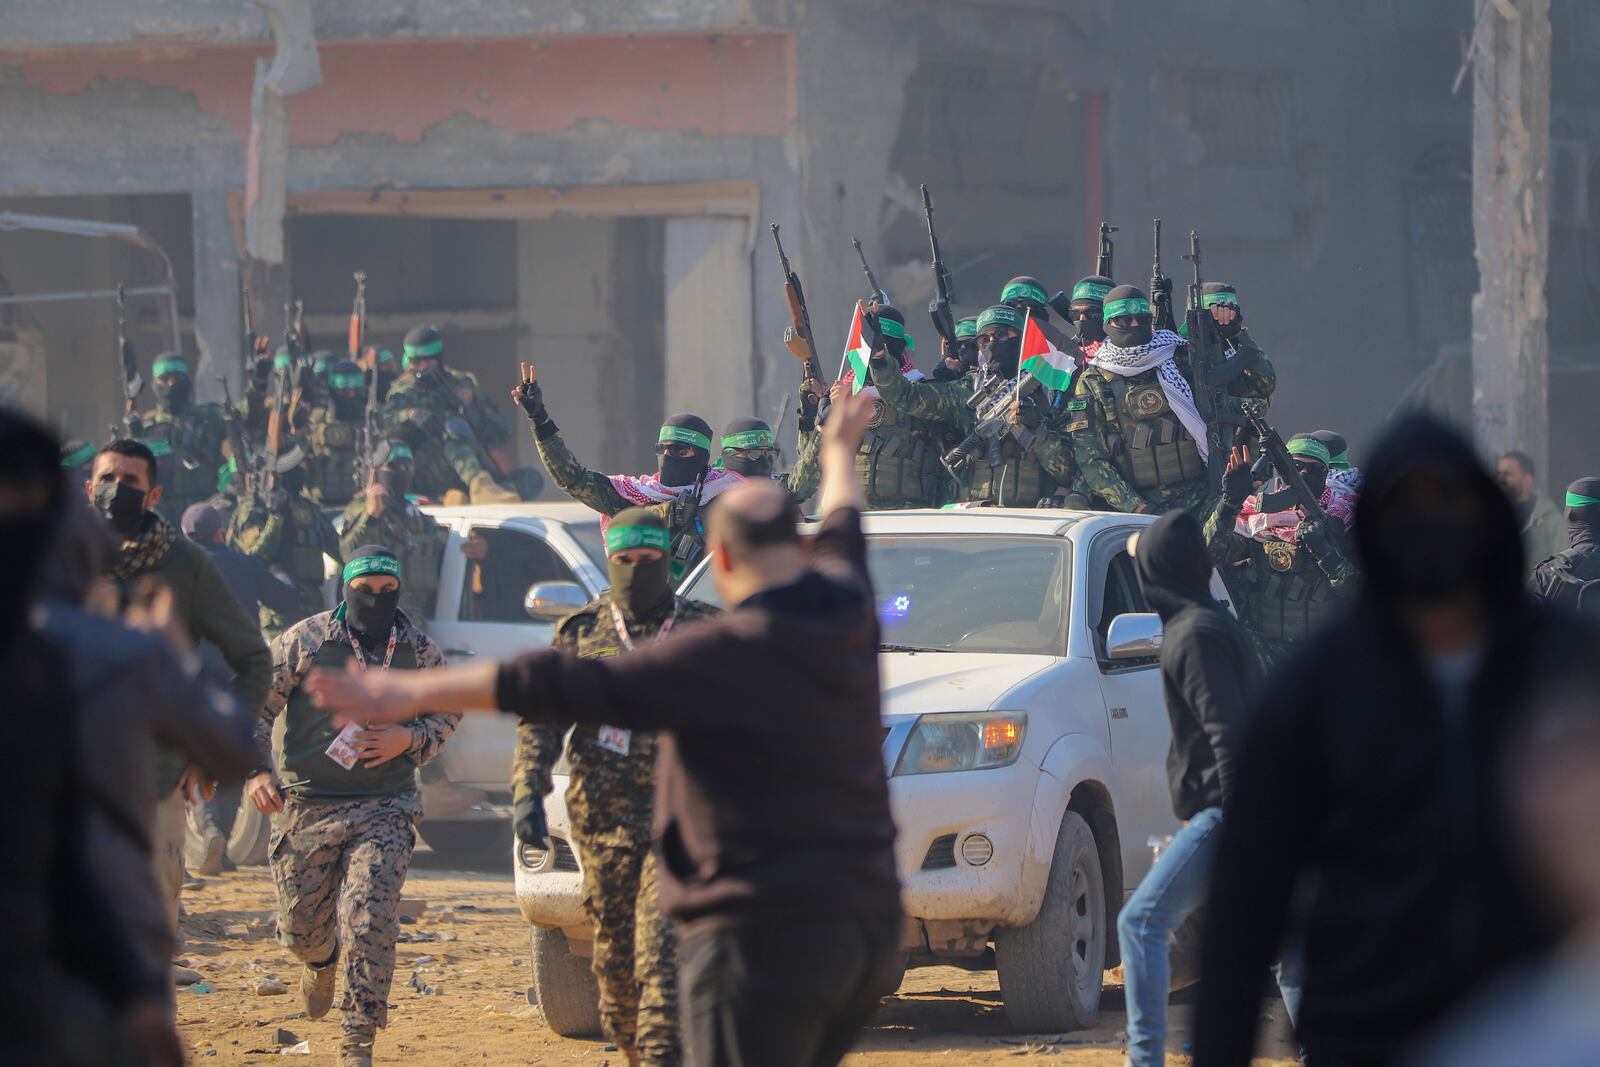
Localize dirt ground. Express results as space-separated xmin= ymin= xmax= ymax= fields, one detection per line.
xmin=174 ymin=852 xmax=1299 ymax=1066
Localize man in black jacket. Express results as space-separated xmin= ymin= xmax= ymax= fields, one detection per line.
xmin=182 ymin=502 xmax=301 ymax=624
xmin=1528 ymin=474 xmax=1600 ymax=611
xmin=1194 ymin=413 xmax=1582 ymax=1067
xmin=1118 ymin=510 xmax=1296 ymax=1067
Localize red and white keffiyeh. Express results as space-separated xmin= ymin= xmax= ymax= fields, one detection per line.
xmin=599 ymin=468 xmax=745 ymax=530
xmin=1234 ymin=478 xmax=1357 ymax=543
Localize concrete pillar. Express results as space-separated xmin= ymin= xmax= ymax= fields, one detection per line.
xmin=515 ymin=216 xmax=624 ymax=478
xmin=1471 ymin=0 xmax=1551 ymax=473
xmin=664 ymin=217 xmax=755 ymax=435
xmin=191 ymin=182 xmax=244 ymax=403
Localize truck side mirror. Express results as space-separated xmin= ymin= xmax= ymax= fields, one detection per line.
xmin=1106 ymin=612 xmax=1163 ymax=661
xmin=524 ymin=581 xmax=587 ymax=622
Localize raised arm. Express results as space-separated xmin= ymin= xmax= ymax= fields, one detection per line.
xmin=512 ymin=362 xmax=631 ymax=515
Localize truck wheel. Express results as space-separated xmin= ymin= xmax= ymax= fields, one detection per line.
xmin=415 ymin=819 xmax=512 ymax=858
xmin=994 ymin=810 xmax=1106 ymax=1032
xmin=529 ymin=927 xmax=601 ymax=1037
xmin=227 ymin=796 xmax=271 ymax=867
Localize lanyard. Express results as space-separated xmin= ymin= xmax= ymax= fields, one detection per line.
xmin=608 ymin=600 xmax=676 ymax=652
xmin=346 ymin=624 xmax=398 ymax=673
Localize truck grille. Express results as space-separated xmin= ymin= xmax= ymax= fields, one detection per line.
xmin=552 ymin=837 xmax=581 ymax=872
xmin=921 ymin=834 xmax=957 ymax=871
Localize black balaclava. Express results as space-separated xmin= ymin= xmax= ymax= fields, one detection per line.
xmin=1354 ymin=412 xmax=1522 ymax=612
xmin=342 ymin=545 xmax=403 ymax=641
xmin=151 ymin=353 xmax=193 ymax=414
xmin=94 ymin=479 xmax=149 ymax=537
xmin=281 ymin=463 xmax=307 ymax=495
xmin=656 ymin=413 xmax=713 ymax=487
xmin=0 ymin=410 xmax=66 ymax=645
xmin=1069 ymin=275 xmax=1114 ymax=344
xmin=1102 ymin=285 xmax=1154 ymax=349
xmin=1132 ymin=509 xmax=1217 ymax=623
xmin=719 ymin=417 xmax=777 ymax=478
xmin=1564 ymin=476 xmax=1600 ymax=549
xmin=327 ymin=359 xmax=367 ymax=422
xmin=976 ymin=305 xmax=1025 ymax=377
xmin=1001 ymin=276 xmax=1052 ymax=321
xmin=605 ymin=507 xmax=674 ymax=620
xmin=376 ymin=465 xmax=412 ymax=499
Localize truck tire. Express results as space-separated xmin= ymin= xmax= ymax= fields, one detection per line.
xmin=994 ymin=810 xmax=1106 ymax=1032
xmin=227 ymin=796 xmax=271 ymax=867
xmin=415 ymin=819 xmax=512 ymax=858
xmin=529 ymin=927 xmax=601 ymax=1037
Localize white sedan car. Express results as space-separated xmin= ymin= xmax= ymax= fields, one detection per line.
xmin=515 ymin=507 xmax=1214 ymax=1035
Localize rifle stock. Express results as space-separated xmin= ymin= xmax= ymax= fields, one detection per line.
xmin=770 ymin=224 xmax=829 ymax=387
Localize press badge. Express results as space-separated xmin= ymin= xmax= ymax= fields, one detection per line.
xmin=325 ymin=722 xmax=364 ymax=770
xmin=597 ymin=725 xmax=631 ymax=756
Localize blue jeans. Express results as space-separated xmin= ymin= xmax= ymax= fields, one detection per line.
xmin=1116 ymin=808 xmax=1304 ymax=1066
xmin=1118 ymin=807 xmax=1226 ymax=1066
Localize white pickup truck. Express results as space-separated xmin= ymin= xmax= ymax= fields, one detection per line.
xmin=514 ymin=507 xmax=1218 ymax=1036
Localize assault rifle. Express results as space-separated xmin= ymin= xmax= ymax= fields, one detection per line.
xmin=350 ymin=272 xmax=383 ymax=491
xmin=1097 ymin=222 xmax=1118 ymax=279
xmin=1150 ymin=220 xmax=1175 ymax=332
xmin=922 ymin=184 xmax=958 ymax=347
xmin=347 ymin=271 xmax=366 ymax=361
xmin=770 ymin=224 xmax=829 ymax=391
xmin=1184 ymin=232 xmax=1229 ymax=496
xmin=114 ymin=283 xmax=143 ymax=438
xmin=940 ymin=372 xmax=1045 ymax=482
xmin=242 ymin=281 xmax=256 ymax=362
xmin=218 ymin=376 xmax=252 ymax=496
xmin=1242 ymin=400 xmax=1330 ymax=530
xmin=667 ymin=471 xmax=708 ymax=579
xmin=852 ymin=237 xmax=887 ymax=306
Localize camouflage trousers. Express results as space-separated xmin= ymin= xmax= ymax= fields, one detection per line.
xmin=270 ymin=797 xmax=416 ymax=1037
xmin=574 ymin=827 xmax=680 ymax=1066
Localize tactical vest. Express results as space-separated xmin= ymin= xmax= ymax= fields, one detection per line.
xmin=856 ymin=399 xmax=948 ymax=508
xmin=1243 ymin=539 xmax=1342 ymax=645
xmin=310 ymin=417 xmax=362 ymax=505
xmin=1105 ymin=375 xmax=1206 ymax=491
xmin=277 ymin=631 xmax=421 ymax=802
xmin=961 ymin=435 xmax=1058 ymax=507
xmin=141 ymin=414 xmax=218 ymax=503
xmin=281 ymin=496 xmax=332 ymax=614
xmin=394 ymin=507 xmax=446 ymax=622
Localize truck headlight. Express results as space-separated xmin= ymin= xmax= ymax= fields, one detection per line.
xmin=893 ymin=712 xmax=1027 ymax=776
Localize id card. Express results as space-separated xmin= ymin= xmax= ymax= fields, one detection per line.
xmin=325 ymin=722 xmax=364 ymax=770
xmin=596 ymin=725 xmax=631 ymax=756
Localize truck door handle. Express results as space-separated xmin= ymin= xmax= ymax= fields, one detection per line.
xmin=444 ymin=646 xmax=478 ymax=658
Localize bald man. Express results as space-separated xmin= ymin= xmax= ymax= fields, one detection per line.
xmin=309 ymin=392 xmax=902 ymax=1067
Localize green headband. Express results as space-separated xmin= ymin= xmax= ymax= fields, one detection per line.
xmin=1001 ymin=282 xmax=1049 ymax=306
xmin=144 ymin=439 xmax=173 ymax=458
xmin=328 ymin=371 xmax=366 ymax=390
xmin=1286 ymin=437 xmax=1332 ymax=465
xmin=877 ymin=316 xmax=915 ymax=349
xmin=954 ymin=318 xmax=978 ymax=340
xmin=274 ymin=349 xmax=292 ymax=370
xmin=61 ymin=442 xmax=97 ymax=469
xmin=1329 ymin=450 xmax=1350 ymax=470
xmin=1102 ymin=296 xmax=1151 ymax=320
xmin=721 ymin=429 xmax=775 ymax=450
xmin=976 ymin=305 xmax=1023 ymax=333
xmin=1202 ymin=290 xmax=1240 ymax=310
xmin=1071 ymin=281 xmax=1113 ymax=304
xmin=658 ymin=424 xmax=711 ymax=450
xmin=1566 ymin=491 xmax=1600 ymax=508
xmin=403 ymin=339 xmax=443 ymax=360
xmin=377 ymin=348 xmax=396 ymax=365
xmin=218 ymin=456 xmax=237 ymax=492
xmin=382 ymin=443 xmax=415 ymax=463
xmin=343 ymin=553 xmax=402 ymax=585
xmin=605 ymin=523 xmax=672 ymax=555
xmin=152 ymin=356 xmax=189 ymax=379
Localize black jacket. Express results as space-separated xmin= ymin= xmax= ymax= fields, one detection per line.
xmin=1528 ymin=494 xmax=1600 ymax=609
xmin=1134 ymin=509 xmax=1261 ymax=820
xmin=1194 ymin=415 xmax=1578 ymax=1067
xmin=201 ymin=539 xmax=300 ymax=621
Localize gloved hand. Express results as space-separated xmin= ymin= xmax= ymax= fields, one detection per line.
xmin=1047 ymin=290 xmax=1074 ymax=321
xmin=512 ymin=794 xmax=551 ymax=850
xmin=1297 ymin=518 xmax=1341 ymax=569
xmin=797 ymin=378 xmax=821 ymax=432
xmin=514 ymin=378 xmax=546 ymax=420
xmin=861 ymin=309 xmax=885 ymax=355
xmin=1150 ymin=273 xmax=1174 ymax=310
xmin=1223 ymin=446 xmax=1255 ymax=509
xmin=1210 ymin=302 xmax=1243 ymax=340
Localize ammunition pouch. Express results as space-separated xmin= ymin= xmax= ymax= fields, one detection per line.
xmin=1244 ymin=541 xmax=1341 ymax=645
xmin=855 ymin=409 xmax=945 ymax=508
xmin=1108 ymin=377 xmax=1206 ymax=491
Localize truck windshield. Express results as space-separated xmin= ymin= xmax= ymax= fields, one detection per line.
xmin=681 ymin=533 xmax=1070 ymax=656
xmin=566 ymin=522 xmax=608 ymax=571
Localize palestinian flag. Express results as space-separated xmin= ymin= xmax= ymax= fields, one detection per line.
xmin=843 ymin=301 xmax=872 ymax=395
xmin=1019 ymin=310 xmax=1075 ymax=391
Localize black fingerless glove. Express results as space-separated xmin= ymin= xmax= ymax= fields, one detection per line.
xmin=513 ymin=794 xmax=550 ymax=850
xmin=1223 ymin=461 xmax=1255 ymax=510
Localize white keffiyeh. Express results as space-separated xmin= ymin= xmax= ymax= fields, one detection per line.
xmin=1088 ymin=330 xmax=1209 ymax=459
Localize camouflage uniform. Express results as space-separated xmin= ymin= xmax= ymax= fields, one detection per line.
xmin=339 ymin=495 xmax=447 ymax=626
xmin=228 ymin=490 xmax=343 ymax=638
xmin=1065 ymin=328 xmax=1276 ymax=515
xmin=136 ymin=404 xmax=230 ymax=523
xmin=260 ymin=609 xmax=457 ymax=1048
xmin=305 ymin=406 xmax=365 ymax=508
xmin=511 ymin=594 xmax=720 ymax=1065
xmin=1203 ymin=492 xmax=1358 ymax=667
xmin=866 ymin=351 xmax=1084 ymax=508
xmin=788 ymin=388 xmax=944 ymax=510
xmin=381 ymin=366 xmax=499 ymax=501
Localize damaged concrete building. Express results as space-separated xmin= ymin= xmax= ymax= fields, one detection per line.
xmin=3 ymin=1 xmax=1600 ymax=487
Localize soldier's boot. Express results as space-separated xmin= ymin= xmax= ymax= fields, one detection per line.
xmin=301 ymin=947 xmax=339 ymax=1020
xmin=468 ymin=470 xmax=520 ymax=504
xmin=338 ymin=1031 xmax=374 ymax=1067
